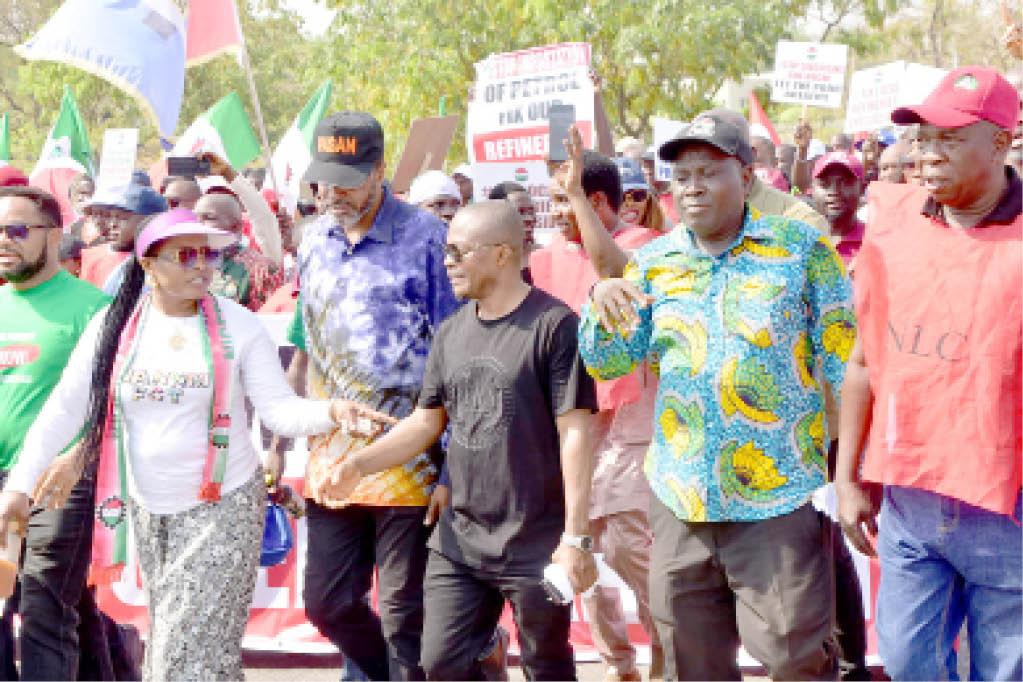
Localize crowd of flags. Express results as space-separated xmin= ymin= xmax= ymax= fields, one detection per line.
xmin=2 ymin=0 xmax=334 ymax=218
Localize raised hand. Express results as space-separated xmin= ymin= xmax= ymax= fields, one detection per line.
xmin=591 ymin=278 xmax=654 ymax=336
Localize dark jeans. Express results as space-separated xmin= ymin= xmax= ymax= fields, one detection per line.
xmin=649 ymin=497 xmax=838 ymax=681
xmin=420 ymin=550 xmax=575 ymax=681
xmin=303 ymin=502 xmax=429 ymax=681
xmin=0 ymin=470 xmax=115 ymax=681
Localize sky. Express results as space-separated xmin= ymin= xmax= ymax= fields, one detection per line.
xmin=282 ymin=0 xmax=337 ymax=36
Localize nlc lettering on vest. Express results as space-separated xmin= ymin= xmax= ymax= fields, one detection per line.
xmin=887 ymin=322 xmax=967 ymax=362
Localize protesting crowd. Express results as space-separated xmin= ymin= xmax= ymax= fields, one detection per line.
xmin=0 ymin=5 xmax=1021 ymax=681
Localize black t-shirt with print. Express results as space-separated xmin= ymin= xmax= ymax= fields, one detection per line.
xmin=419 ymin=287 xmax=597 ymax=573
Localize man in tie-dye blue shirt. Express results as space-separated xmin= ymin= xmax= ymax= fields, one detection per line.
xmin=286 ymin=111 xmax=459 ymax=680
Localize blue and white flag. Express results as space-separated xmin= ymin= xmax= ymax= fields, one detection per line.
xmin=16 ymin=0 xmax=186 ymax=137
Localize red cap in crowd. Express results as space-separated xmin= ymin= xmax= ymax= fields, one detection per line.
xmin=891 ymin=66 xmax=1021 ymax=131
xmin=0 ymin=165 xmax=29 ymax=187
xmin=812 ymin=151 xmax=864 ymax=181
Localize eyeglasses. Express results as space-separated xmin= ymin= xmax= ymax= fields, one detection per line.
xmin=0 ymin=224 xmax=49 ymax=241
xmin=155 ymin=246 xmax=224 ymax=269
xmin=623 ymin=189 xmax=649 ymax=204
xmin=442 ymin=242 xmax=503 ymax=263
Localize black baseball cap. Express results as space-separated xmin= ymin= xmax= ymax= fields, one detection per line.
xmin=303 ymin=111 xmax=384 ymax=189
xmin=658 ymin=113 xmax=754 ymax=166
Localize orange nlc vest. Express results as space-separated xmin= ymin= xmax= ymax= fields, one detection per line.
xmin=855 ymin=181 xmax=1022 ymax=517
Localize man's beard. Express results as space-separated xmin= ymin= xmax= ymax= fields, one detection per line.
xmin=330 ymin=186 xmax=378 ymax=229
xmin=2 ymin=247 xmax=48 ymax=283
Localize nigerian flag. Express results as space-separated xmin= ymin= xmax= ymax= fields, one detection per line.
xmin=271 ymin=80 xmax=332 ymax=213
xmin=0 ymin=114 xmax=9 ymax=162
xmin=173 ymin=91 xmax=260 ymax=169
xmin=34 ymin=87 xmax=94 ymax=175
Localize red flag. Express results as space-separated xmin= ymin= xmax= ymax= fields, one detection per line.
xmin=185 ymin=0 xmax=244 ymax=67
xmin=748 ymin=92 xmax=781 ymax=146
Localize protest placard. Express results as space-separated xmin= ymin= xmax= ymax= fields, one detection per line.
xmin=391 ymin=115 xmax=459 ymax=194
xmin=651 ymin=117 xmax=686 ymax=183
xmin=467 ymin=42 xmax=595 ymax=243
xmin=771 ymin=41 xmax=848 ymax=109
xmin=97 ymin=128 xmax=138 ymax=190
xmin=843 ymin=61 xmax=948 ymax=134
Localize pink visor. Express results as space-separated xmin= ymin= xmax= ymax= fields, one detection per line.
xmin=135 ymin=208 xmax=235 ymax=259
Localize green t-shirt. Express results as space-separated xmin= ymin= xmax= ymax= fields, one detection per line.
xmin=286 ymin=293 xmax=306 ymax=352
xmin=0 ymin=271 xmax=110 ymax=471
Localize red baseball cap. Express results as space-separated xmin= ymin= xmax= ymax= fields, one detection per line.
xmin=0 ymin=164 xmax=29 ymax=187
xmin=813 ymin=151 xmax=864 ymax=182
xmin=891 ymin=66 xmax=1021 ymax=130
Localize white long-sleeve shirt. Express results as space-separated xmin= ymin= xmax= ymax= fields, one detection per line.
xmin=7 ymin=296 xmax=334 ymax=514
xmin=230 ymin=175 xmax=282 ymax=266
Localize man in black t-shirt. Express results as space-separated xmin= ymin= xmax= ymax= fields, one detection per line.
xmin=331 ymin=200 xmax=599 ymax=680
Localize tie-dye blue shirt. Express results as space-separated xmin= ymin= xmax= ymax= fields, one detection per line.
xmin=290 ymin=189 xmax=459 ymax=504
xmin=578 ymin=206 xmax=854 ymax=522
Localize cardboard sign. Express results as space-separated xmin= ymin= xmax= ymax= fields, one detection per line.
xmin=390 ymin=115 xmax=459 ymax=194
xmin=651 ymin=117 xmax=686 ymax=183
xmin=466 ymin=42 xmax=596 ymax=243
xmin=771 ymin=41 xmax=849 ymax=108
xmin=843 ymin=61 xmax=948 ymax=134
xmin=97 ymin=128 xmax=138 ymax=190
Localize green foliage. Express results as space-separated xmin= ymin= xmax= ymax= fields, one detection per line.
xmin=322 ymin=0 xmax=809 ymax=167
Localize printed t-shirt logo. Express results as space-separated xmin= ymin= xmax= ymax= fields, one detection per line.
xmin=448 ymin=356 xmax=513 ymax=450
xmin=318 ymin=136 xmax=359 ymax=155
xmin=0 ymin=344 xmax=40 ymax=369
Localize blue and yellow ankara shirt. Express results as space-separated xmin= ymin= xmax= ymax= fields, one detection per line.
xmin=578 ymin=206 xmax=855 ymax=522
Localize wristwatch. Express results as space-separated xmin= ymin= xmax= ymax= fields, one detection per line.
xmin=561 ymin=533 xmax=593 ymax=552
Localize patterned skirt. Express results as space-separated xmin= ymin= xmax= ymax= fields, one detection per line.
xmin=130 ymin=469 xmax=266 ymax=681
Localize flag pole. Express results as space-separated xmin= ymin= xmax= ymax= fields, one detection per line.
xmin=240 ymin=45 xmax=279 ymax=196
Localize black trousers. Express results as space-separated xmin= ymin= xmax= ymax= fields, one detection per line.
xmin=0 ymin=470 xmax=116 ymax=681
xmin=303 ymin=502 xmax=429 ymax=681
xmin=420 ymin=550 xmax=575 ymax=681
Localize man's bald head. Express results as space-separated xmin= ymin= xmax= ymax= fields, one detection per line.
xmin=878 ymin=142 xmax=908 ymax=183
xmin=195 ymin=191 xmax=243 ymax=234
xmin=449 ymin=200 xmax=525 ymax=263
xmin=163 ymin=177 xmax=202 ymax=210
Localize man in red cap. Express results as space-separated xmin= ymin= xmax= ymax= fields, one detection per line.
xmin=811 ymin=151 xmax=865 ymax=268
xmin=836 ymin=66 xmax=1022 ymax=681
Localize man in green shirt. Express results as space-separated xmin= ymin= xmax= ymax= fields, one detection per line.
xmin=0 ymin=185 xmax=115 ymax=680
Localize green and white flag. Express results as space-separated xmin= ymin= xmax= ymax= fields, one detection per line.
xmin=173 ymin=91 xmax=260 ymax=170
xmin=0 ymin=114 xmax=9 ymax=162
xmin=34 ymin=86 xmax=94 ymax=175
xmin=271 ymin=80 xmax=332 ymax=213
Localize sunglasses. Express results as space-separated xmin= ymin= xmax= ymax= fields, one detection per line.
xmin=442 ymin=242 xmax=502 ymax=263
xmin=0 ymin=224 xmax=50 ymax=241
xmin=623 ymin=189 xmax=649 ymax=204
xmin=155 ymin=246 xmax=224 ymax=269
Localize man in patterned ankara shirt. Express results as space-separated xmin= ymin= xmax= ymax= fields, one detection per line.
xmin=578 ymin=111 xmax=855 ymax=680
xmin=288 ymin=111 xmax=459 ymax=681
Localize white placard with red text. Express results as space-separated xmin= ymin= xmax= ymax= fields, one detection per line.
xmin=771 ymin=41 xmax=849 ymax=109
xmin=466 ymin=42 xmax=595 ymax=245
xmin=843 ymin=61 xmax=949 ymax=134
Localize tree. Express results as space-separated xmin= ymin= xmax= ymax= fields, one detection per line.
xmin=322 ymin=0 xmax=810 ymax=165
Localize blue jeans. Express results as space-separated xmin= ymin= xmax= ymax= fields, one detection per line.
xmin=876 ymin=485 xmax=1022 ymax=681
